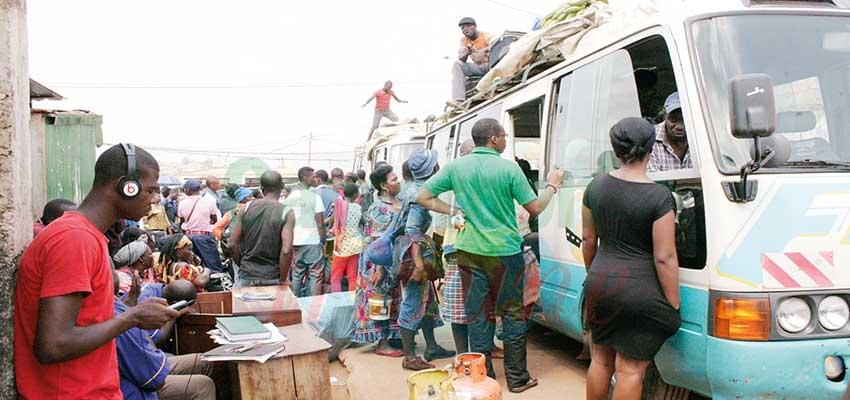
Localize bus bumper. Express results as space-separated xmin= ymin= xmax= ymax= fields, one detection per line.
xmin=706 ymin=336 xmax=850 ymax=399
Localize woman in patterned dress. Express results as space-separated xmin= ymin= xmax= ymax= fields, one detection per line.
xmin=352 ymin=165 xmax=404 ymax=357
xmin=153 ymin=234 xmax=210 ymax=292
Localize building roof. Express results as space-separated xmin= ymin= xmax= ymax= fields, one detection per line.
xmin=29 ymin=79 xmax=64 ymax=101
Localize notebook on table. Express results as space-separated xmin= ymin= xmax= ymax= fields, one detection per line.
xmin=215 ymin=316 xmax=273 ymax=342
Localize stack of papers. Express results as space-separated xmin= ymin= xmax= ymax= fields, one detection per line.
xmin=208 ymin=323 xmax=287 ymax=345
xmin=239 ymin=292 xmax=276 ymax=302
xmin=202 ymin=341 xmax=288 ymax=363
xmin=216 ymin=316 xmax=273 ymax=342
xmin=203 ymin=317 xmax=289 ymax=363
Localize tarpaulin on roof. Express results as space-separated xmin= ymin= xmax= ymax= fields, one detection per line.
xmin=474 ymin=0 xmax=663 ymax=97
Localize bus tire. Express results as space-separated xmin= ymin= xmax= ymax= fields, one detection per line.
xmin=607 ymin=362 xmax=692 ymax=400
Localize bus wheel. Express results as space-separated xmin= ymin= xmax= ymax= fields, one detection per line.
xmin=608 ymin=362 xmax=693 ymax=400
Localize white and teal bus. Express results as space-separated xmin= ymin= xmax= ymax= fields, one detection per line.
xmin=425 ymin=1 xmax=850 ymax=398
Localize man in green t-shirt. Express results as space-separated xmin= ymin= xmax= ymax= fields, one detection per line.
xmin=417 ymin=118 xmax=564 ymax=393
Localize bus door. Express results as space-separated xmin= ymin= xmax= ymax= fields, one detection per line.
xmin=537 ymin=48 xmax=642 ymax=342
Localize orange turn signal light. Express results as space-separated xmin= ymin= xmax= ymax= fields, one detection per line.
xmin=714 ymin=297 xmax=770 ymax=341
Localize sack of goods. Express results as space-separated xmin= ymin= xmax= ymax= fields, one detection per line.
xmin=541 ymin=0 xmax=605 ymax=29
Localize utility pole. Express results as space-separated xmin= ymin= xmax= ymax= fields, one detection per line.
xmin=307 ymin=132 xmax=313 ymax=166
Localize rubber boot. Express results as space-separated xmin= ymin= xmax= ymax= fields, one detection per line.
xmin=503 ymin=335 xmax=534 ymax=391
xmin=451 ymin=323 xmax=469 ymax=354
xmin=401 ymin=327 xmax=434 ymax=371
xmin=422 ymin=317 xmax=455 ymax=361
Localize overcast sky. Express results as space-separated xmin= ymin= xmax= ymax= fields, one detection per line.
xmin=27 ymin=0 xmax=557 ymax=169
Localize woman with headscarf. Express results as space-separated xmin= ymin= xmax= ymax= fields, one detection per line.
xmin=582 ymin=117 xmax=681 ymax=400
xmin=352 ymin=165 xmax=404 ymax=357
xmin=113 ymin=241 xmax=154 ymax=305
xmin=393 ymin=149 xmax=454 ymax=371
xmin=152 ymin=234 xmax=211 ymax=292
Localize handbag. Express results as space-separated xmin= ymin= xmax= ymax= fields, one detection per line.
xmin=364 ymin=198 xmax=410 ymax=266
xmin=523 ymin=247 xmax=541 ymax=307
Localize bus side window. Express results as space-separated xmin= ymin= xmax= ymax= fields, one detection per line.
xmin=626 ymin=35 xmax=707 ymax=269
xmin=548 ymin=49 xmax=642 ymax=186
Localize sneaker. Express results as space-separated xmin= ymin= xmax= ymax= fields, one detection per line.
xmin=402 ymin=357 xmax=435 ymax=371
xmin=423 ymin=346 xmax=456 ymax=362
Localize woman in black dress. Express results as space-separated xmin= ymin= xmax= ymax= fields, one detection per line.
xmin=581 ymin=117 xmax=681 ymax=400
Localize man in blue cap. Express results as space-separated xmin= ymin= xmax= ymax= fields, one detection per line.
xmin=648 ymin=92 xmax=691 ymax=172
xmin=451 ymin=17 xmax=494 ymax=103
xmin=394 ymin=149 xmax=456 ymax=371
xmin=416 ymin=118 xmax=565 ymax=393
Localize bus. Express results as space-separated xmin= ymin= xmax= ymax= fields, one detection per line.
xmin=356 ymin=123 xmax=425 ymax=175
xmin=425 ymin=1 xmax=850 ymax=398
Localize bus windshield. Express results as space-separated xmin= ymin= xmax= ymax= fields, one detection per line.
xmin=693 ymin=14 xmax=850 ymax=172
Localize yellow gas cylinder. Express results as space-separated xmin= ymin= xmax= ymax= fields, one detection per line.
xmin=451 ymin=353 xmax=502 ymax=400
xmin=407 ymin=368 xmax=453 ymax=400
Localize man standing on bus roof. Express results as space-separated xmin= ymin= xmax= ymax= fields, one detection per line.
xmin=451 ymin=17 xmax=495 ymax=103
xmin=363 ymin=80 xmax=408 ymax=140
xmin=648 ymin=92 xmax=692 ymax=172
xmin=416 ymin=118 xmax=565 ymax=393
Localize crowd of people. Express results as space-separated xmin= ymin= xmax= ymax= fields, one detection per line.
xmin=15 ymin=110 xmax=685 ymax=398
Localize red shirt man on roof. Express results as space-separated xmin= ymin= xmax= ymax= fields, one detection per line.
xmin=363 ymin=80 xmax=408 ymax=140
xmin=14 ymin=143 xmax=184 ymax=399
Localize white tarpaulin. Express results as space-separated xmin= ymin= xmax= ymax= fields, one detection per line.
xmin=474 ymin=0 xmax=665 ymax=97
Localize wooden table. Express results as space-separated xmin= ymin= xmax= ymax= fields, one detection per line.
xmin=231 ymin=285 xmax=302 ymax=326
xmin=236 ymin=323 xmax=332 ymax=400
xmin=175 ymin=285 xmax=302 ymax=354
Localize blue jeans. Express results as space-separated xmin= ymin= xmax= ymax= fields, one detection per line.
xmin=291 ymin=244 xmax=325 ymax=297
xmin=189 ymin=233 xmax=223 ymax=273
xmin=457 ymin=250 xmax=530 ymax=388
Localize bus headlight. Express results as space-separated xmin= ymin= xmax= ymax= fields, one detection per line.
xmin=818 ymin=296 xmax=850 ymax=331
xmin=777 ymin=297 xmax=812 ymax=333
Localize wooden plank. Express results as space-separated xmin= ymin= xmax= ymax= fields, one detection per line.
xmin=196 ymin=290 xmax=232 ymax=314
xmin=238 ymin=356 xmax=296 ymax=400
xmin=292 ymin=350 xmax=331 ymax=400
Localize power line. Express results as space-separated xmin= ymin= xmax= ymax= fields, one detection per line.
xmin=45 ymin=79 xmax=446 ymax=89
xmin=103 ymin=142 xmax=354 ymax=157
xmin=482 ymin=0 xmax=541 ymax=17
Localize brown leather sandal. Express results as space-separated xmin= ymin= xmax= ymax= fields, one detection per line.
xmin=402 ymin=357 xmax=435 ymax=371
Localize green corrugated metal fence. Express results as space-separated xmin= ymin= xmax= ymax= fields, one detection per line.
xmin=44 ymin=113 xmax=103 ymax=204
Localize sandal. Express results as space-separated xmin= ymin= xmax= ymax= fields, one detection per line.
xmin=402 ymin=357 xmax=435 ymax=371
xmin=491 ymin=346 xmax=505 ymax=359
xmin=375 ymin=347 xmax=404 ymax=357
xmin=508 ymin=377 xmax=539 ymax=393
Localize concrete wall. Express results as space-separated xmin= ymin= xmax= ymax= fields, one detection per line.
xmin=0 ymin=0 xmax=32 ymax=396
xmin=30 ymin=112 xmax=46 ymax=221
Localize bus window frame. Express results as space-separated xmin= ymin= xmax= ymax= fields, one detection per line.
xmin=541 ymin=27 xmax=701 ymax=183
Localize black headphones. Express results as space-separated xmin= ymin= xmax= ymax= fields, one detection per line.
xmin=119 ymin=143 xmax=141 ymax=198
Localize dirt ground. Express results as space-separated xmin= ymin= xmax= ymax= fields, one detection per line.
xmin=338 ymin=324 xmax=588 ymax=399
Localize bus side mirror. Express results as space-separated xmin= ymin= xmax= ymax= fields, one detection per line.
xmin=729 ymin=74 xmax=776 ymax=139
xmin=723 ymin=74 xmax=778 ymax=203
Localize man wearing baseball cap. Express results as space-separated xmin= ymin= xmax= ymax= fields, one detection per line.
xmin=451 ymin=17 xmax=495 ymax=102
xmin=648 ymin=92 xmax=692 ymax=172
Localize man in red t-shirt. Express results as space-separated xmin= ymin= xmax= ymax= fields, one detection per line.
xmin=362 ymin=80 xmax=408 ymax=140
xmin=14 ymin=144 xmax=183 ymax=399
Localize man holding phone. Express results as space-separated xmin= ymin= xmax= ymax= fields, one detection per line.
xmin=14 ymin=144 xmax=184 ymax=399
